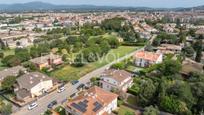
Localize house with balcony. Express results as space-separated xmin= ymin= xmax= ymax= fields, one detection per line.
xmin=30 ymin=53 xmax=63 ymax=70
xmin=14 ymin=72 xmax=54 ymax=102
xmin=156 ymin=44 xmax=182 ymax=54
xmin=134 ymin=51 xmax=163 ymax=67
xmin=100 ymin=69 xmax=133 ymax=92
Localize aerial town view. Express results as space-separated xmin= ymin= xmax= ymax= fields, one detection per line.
xmin=0 ymin=0 xmax=204 ymax=115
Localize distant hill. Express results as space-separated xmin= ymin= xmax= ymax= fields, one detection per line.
xmin=0 ymin=1 xmax=203 ymax=12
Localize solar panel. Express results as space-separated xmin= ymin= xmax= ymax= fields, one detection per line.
xmin=71 ymin=103 xmax=86 ymax=113
xmin=78 ymin=101 xmax=88 ymax=108
xmin=93 ymin=101 xmax=103 ymax=112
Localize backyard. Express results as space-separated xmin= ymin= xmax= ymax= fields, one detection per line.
xmin=118 ymin=105 xmax=136 ymax=115
xmin=50 ymin=46 xmax=138 ymax=81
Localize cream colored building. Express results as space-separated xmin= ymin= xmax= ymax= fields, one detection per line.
xmin=15 ymin=72 xmax=53 ymax=101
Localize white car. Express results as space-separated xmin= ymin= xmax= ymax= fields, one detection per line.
xmin=57 ymin=86 xmax=65 ymax=93
xmin=28 ymin=102 xmax=38 ymax=110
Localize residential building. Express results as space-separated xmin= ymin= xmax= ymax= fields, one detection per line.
xmin=156 ymin=44 xmax=182 ymax=54
xmin=100 ymin=69 xmax=133 ymax=92
xmin=134 ymin=51 xmax=163 ymax=67
xmin=15 ymin=72 xmax=54 ymax=101
xmin=30 ymin=54 xmax=63 ymax=70
xmin=0 ymin=66 xmax=26 ymax=83
xmin=66 ymin=86 xmax=118 ymax=115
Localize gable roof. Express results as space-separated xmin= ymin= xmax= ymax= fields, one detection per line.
xmin=101 ymin=69 xmax=132 ymax=83
xmin=67 ymin=86 xmax=118 ymax=115
xmin=134 ymin=51 xmax=162 ymax=62
xmin=0 ymin=66 xmax=26 ymax=82
xmin=30 ymin=53 xmax=61 ymax=64
xmin=16 ymin=72 xmax=52 ymax=90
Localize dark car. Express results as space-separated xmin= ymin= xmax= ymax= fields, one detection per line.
xmin=70 ymin=93 xmax=77 ymax=99
xmin=47 ymin=100 xmax=57 ymax=108
xmin=77 ymin=83 xmax=85 ymax=91
xmin=71 ymin=80 xmax=79 ymax=85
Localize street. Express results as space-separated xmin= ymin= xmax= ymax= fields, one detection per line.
xmin=13 ymin=47 xmax=143 ymax=115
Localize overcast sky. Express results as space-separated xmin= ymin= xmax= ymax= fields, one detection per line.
xmin=0 ymin=0 xmax=203 ymax=8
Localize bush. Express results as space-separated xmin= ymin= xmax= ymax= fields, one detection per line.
xmin=117 ymin=99 xmax=124 ymax=107
xmin=127 ymin=88 xmax=138 ymax=96
xmin=111 ymin=62 xmax=126 ymax=69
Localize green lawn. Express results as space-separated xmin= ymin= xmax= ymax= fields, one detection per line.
xmin=118 ymin=105 xmax=135 ymax=115
xmin=50 ymin=46 xmax=137 ymax=81
xmin=2 ymin=49 xmax=15 ymax=57
xmin=127 ymin=95 xmax=138 ymax=105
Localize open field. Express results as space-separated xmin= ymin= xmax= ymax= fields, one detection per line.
xmin=118 ymin=105 xmax=135 ymax=115
xmin=50 ymin=46 xmax=137 ymax=81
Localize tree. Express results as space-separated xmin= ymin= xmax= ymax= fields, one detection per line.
xmin=99 ymin=41 xmax=111 ymax=55
xmin=37 ymin=43 xmax=50 ymax=55
xmin=167 ymin=81 xmax=195 ymax=109
xmin=193 ymin=39 xmax=203 ymax=62
xmin=0 ymin=100 xmax=12 ymax=115
xmin=182 ymin=46 xmax=195 ymax=58
xmin=137 ymin=78 xmax=157 ymax=106
xmin=108 ymin=37 xmax=120 ymax=48
xmin=30 ymin=46 xmax=39 ymax=58
xmin=2 ymin=55 xmax=21 ymax=67
xmin=143 ymin=106 xmax=159 ymax=115
xmin=74 ymin=53 xmax=85 ymax=67
xmin=157 ymin=59 xmax=182 ymax=76
xmin=111 ymin=62 xmax=126 ymax=69
xmin=15 ymin=48 xmax=30 ymax=62
xmin=0 ymin=51 xmax=4 ymax=58
xmin=23 ymin=62 xmax=38 ymax=71
xmin=1 ymin=76 xmax=16 ymax=90
xmin=188 ymin=29 xmax=196 ymax=37
xmin=160 ymin=96 xmax=187 ymax=114
xmin=90 ymin=77 xmax=99 ymax=86
xmin=152 ymin=38 xmax=162 ymax=46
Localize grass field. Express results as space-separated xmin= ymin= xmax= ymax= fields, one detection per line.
xmin=50 ymin=46 xmax=137 ymax=81
xmin=118 ymin=105 xmax=135 ymax=115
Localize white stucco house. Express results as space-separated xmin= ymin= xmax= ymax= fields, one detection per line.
xmin=134 ymin=51 xmax=163 ymax=67
xmin=66 ymin=86 xmax=118 ymax=115
xmin=100 ymin=69 xmax=133 ymax=92
xmin=15 ymin=72 xmax=54 ymax=101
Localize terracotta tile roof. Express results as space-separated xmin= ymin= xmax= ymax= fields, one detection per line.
xmin=160 ymin=44 xmax=182 ymax=50
xmin=134 ymin=51 xmax=162 ymax=62
xmin=101 ymin=69 xmax=132 ymax=83
xmin=67 ymin=86 xmax=118 ymax=115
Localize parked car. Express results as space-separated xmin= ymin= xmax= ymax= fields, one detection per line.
xmin=77 ymin=83 xmax=85 ymax=91
xmin=28 ymin=102 xmax=38 ymax=110
xmin=57 ymin=86 xmax=65 ymax=93
xmin=71 ymin=80 xmax=79 ymax=85
xmin=47 ymin=100 xmax=57 ymax=108
xmin=70 ymin=93 xmax=77 ymax=99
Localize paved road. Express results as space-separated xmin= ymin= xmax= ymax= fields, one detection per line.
xmin=13 ymin=47 xmax=143 ymax=115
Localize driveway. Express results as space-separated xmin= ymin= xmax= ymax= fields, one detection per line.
xmin=12 ymin=47 xmax=143 ymax=115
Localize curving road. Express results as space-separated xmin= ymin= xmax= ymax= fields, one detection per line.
xmin=12 ymin=47 xmax=144 ymax=115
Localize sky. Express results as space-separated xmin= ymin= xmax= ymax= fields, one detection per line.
xmin=0 ymin=0 xmax=203 ymax=8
